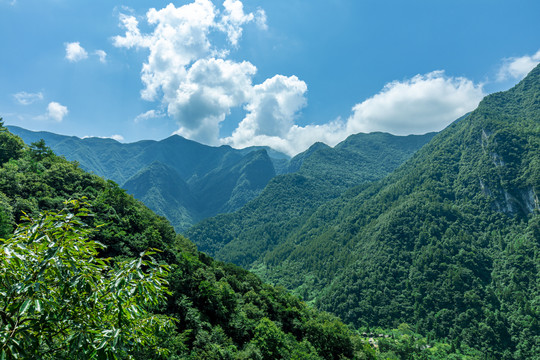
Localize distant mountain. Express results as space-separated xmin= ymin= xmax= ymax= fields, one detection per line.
xmin=191 ymin=64 xmax=540 ymax=358
xmin=186 ymin=131 xmax=436 ymax=265
xmin=8 ymin=128 xmax=284 ymax=232
xmin=10 ymin=126 xmax=435 ymax=235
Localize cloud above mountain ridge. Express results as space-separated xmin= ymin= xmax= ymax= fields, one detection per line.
xmin=114 ymin=0 xmax=488 ymax=156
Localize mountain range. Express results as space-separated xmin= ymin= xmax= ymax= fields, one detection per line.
xmin=188 ymin=64 xmax=540 ymax=358
xmin=0 ymin=120 xmax=473 ymax=358
xmin=7 ymin=127 xmax=288 ymax=231
xmin=9 ymin=126 xmax=434 ymax=233
xmin=3 ymin=63 xmax=539 ymax=360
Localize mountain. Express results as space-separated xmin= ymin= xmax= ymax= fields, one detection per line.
xmin=9 ymin=126 xmax=434 ymax=236
xmin=187 ymin=131 xmax=436 ymax=265
xmin=2 ymin=120 xmax=481 ymax=359
xmin=0 ymin=123 xmax=373 ymax=359
xmin=192 ymin=65 xmax=540 ymax=358
xmin=7 ymin=127 xmax=284 ymax=232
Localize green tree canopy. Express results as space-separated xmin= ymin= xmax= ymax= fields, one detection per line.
xmin=0 ymin=200 xmax=175 ymax=359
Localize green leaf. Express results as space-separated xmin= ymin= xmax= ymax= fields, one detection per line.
xmin=19 ymin=298 xmax=32 ymax=315
xmin=34 ymin=299 xmax=42 ymax=313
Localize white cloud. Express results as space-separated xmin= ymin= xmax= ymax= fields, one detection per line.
xmin=254 ymin=9 xmax=267 ymax=30
xmin=114 ymin=1 xmax=484 ymax=156
xmin=65 ymin=42 xmax=88 ymax=62
xmin=223 ymin=75 xmax=308 ymax=151
xmin=134 ymin=109 xmax=165 ymax=123
xmin=113 ymin=0 xmax=268 ymax=145
xmin=497 ymin=49 xmax=540 ymax=81
xmin=346 ymin=71 xmax=485 ymax=135
xmin=13 ymin=91 xmax=43 ymax=105
xmin=113 ymin=13 xmax=149 ymax=49
xmin=82 ymin=134 xmax=125 ymax=142
xmin=225 ymin=71 xmax=485 ymax=156
xmin=109 ymin=134 xmax=124 ymax=142
xmin=46 ymin=102 xmax=69 ymax=122
xmin=94 ymin=50 xmax=107 ymax=63
xmin=169 ymin=58 xmax=256 ymax=143
xmin=220 ymin=0 xmax=266 ymax=45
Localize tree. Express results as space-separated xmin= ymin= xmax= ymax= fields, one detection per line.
xmin=29 ymin=139 xmax=54 ymax=161
xmin=0 ymin=200 xmax=175 ymax=359
xmin=0 ymin=118 xmax=25 ymax=165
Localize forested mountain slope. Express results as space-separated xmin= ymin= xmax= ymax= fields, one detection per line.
xmin=7 ymin=128 xmax=282 ymax=232
xmin=187 ymin=132 xmax=435 ymax=266
xmin=0 ymin=123 xmax=369 ymax=359
xmin=1 ymin=121 xmax=482 ymax=358
xmin=1 ymin=121 xmax=488 ymax=358
xmin=199 ymin=65 xmax=540 ymax=359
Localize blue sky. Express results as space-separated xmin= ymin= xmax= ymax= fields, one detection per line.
xmin=1 ymin=0 xmax=539 ymax=155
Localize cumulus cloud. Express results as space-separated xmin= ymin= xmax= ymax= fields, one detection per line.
xmin=497 ymin=49 xmax=540 ymax=81
xmin=46 ymin=102 xmax=69 ymax=122
xmin=65 ymin=42 xmax=88 ymax=62
xmin=225 ymin=71 xmax=485 ymax=156
xmin=35 ymin=102 xmax=69 ymax=122
xmin=169 ymin=58 xmax=256 ymax=143
xmin=346 ymin=71 xmax=485 ymax=135
xmin=100 ymin=134 xmax=124 ymax=142
xmin=113 ymin=0 xmax=269 ymax=144
xmin=223 ymin=75 xmax=308 ymax=151
xmin=219 ymin=0 xmax=266 ymax=45
xmin=13 ymin=91 xmax=43 ymax=105
xmin=113 ymin=1 xmax=484 ymax=156
xmin=94 ymin=50 xmax=107 ymax=63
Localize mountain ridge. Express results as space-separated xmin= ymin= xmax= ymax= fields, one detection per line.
xmin=7 ymin=127 xmax=286 ymax=231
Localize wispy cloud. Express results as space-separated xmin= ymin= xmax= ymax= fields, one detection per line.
xmin=13 ymin=91 xmax=43 ymax=105
xmin=94 ymin=50 xmax=107 ymax=63
xmin=0 ymin=0 xmax=17 ymax=6
xmin=134 ymin=109 xmax=165 ymax=123
xmin=83 ymin=134 xmax=124 ymax=142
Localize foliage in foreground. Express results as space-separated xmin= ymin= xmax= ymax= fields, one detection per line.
xmin=0 ymin=201 xmax=174 ymax=359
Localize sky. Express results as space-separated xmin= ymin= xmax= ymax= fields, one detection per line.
xmin=1 ymin=0 xmax=539 ymax=156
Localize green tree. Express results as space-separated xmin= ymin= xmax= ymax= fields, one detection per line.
xmin=0 ymin=200 xmax=175 ymax=359
xmin=29 ymin=139 xmax=54 ymax=161
xmin=251 ymin=317 xmax=288 ymax=359
xmin=0 ymin=118 xmax=25 ymax=165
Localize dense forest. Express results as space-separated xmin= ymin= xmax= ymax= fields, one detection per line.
xmin=187 ymin=132 xmax=435 ymax=264
xmin=188 ymin=65 xmax=540 ymax=359
xmin=0 ymin=122 xmax=478 ymax=358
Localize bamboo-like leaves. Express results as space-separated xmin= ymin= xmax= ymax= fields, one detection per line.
xmin=0 ymin=201 xmax=175 ymax=359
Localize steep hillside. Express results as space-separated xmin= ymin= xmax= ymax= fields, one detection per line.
xmin=187 ymin=132 xmax=435 ymax=266
xmin=240 ymin=65 xmax=540 ymax=359
xmin=0 ymin=123 xmax=375 ymax=359
xmin=123 ymin=161 xmax=200 ymax=231
xmin=7 ymin=128 xmax=283 ymax=232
